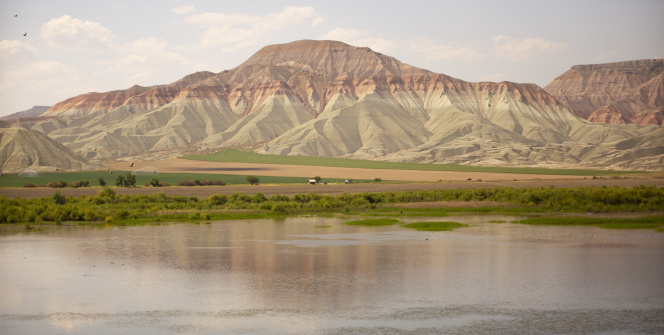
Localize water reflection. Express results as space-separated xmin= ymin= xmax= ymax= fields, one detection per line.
xmin=1 ymin=215 xmax=663 ymax=334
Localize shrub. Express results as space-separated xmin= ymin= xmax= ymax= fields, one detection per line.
xmin=149 ymin=178 xmax=161 ymax=187
xmin=252 ymin=193 xmax=267 ymax=203
xmin=374 ymin=178 xmax=382 ymax=183
xmin=97 ymin=186 xmax=116 ymax=199
xmin=177 ymin=180 xmax=196 ymax=186
xmin=70 ymin=181 xmax=81 ymax=188
xmin=313 ymin=176 xmax=322 ymax=183
xmin=208 ymin=194 xmax=228 ymax=205
xmin=53 ymin=191 xmax=66 ymax=205
xmin=22 ymin=182 xmax=37 ymax=188
xmin=246 ymin=175 xmax=260 ymax=185
xmin=98 ymin=177 xmax=106 ymax=186
xmin=211 ymin=180 xmax=226 ymax=186
xmin=47 ymin=181 xmax=60 ymax=188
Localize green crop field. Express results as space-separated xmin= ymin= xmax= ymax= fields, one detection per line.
xmin=0 ymin=171 xmax=374 ymax=188
xmin=180 ymin=149 xmax=639 ymax=176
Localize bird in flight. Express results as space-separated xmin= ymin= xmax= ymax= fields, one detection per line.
xmin=23 ymin=33 xmax=27 ymax=36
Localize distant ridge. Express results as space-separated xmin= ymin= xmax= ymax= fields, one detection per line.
xmin=545 ymin=59 xmax=664 ymax=126
xmin=1 ymin=106 xmax=50 ymax=121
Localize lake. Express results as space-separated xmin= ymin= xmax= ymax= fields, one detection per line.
xmin=1 ymin=215 xmax=663 ymax=334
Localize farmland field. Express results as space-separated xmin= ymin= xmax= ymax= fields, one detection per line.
xmin=0 ymin=170 xmax=375 ymax=189
xmin=179 ymin=149 xmax=641 ymax=176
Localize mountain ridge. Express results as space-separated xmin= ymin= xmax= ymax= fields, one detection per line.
xmin=6 ymin=40 xmax=664 ymax=171
xmin=545 ymin=59 xmax=664 ymax=126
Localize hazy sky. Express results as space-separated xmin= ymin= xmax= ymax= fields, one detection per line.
xmin=1 ymin=0 xmax=662 ymax=116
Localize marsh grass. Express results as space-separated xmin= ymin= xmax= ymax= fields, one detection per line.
xmin=1 ymin=186 xmax=662 ymax=228
xmin=519 ymin=216 xmax=664 ymax=230
xmin=345 ymin=218 xmax=400 ymax=226
xmin=402 ymin=221 xmax=468 ymax=231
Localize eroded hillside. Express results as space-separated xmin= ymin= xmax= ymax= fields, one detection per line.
xmin=11 ymin=40 xmax=664 ymax=171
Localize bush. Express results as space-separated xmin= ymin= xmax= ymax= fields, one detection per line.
xmin=98 ymin=177 xmax=106 ymax=186
xmin=70 ymin=181 xmax=81 ymax=188
xmin=177 ymin=180 xmax=196 ymax=186
xmin=208 ymin=194 xmax=228 ymax=205
xmin=47 ymin=181 xmax=60 ymax=188
xmin=22 ymin=182 xmax=37 ymax=188
xmin=313 ymin=176 xmax=322 ymax=183
xmin=374 ymin=178 xmax=382 ymax=183
xmin=149 ymin=178 xmax=161 ymax=187
xmin=246 ymin=175 xmax=260 ymax=185
xmin=53 ymin=191 xmax=66 ymax=205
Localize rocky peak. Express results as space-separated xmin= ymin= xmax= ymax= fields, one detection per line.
xmin=240 ymin=40 xmax=429 ymax=79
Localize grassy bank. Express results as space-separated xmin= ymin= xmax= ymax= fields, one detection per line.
xmin=402 ymin=221 xmax=469 ymax=231
xmin=1 ymin=186 xmax=662 ymax=231
xmin=180 ymin=149 xmax=640 ymax=176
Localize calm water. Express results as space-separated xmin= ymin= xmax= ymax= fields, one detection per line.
xmin=1 ymin=215 xmax=663 ymax=334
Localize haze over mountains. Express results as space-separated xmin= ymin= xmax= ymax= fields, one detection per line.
xmin=2 ymin=40 xmax=663 ymax=172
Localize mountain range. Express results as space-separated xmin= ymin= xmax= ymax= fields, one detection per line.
xmin=2 ymin=40 xmax=663 ymax=172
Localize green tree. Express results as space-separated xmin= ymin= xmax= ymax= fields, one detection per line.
xmin=98 ymin=177 xmax=106 ymax=186
xmin=313 ymin=176 xmax=322 ymax=183
xmin=246 ymin=175 xmax=260 ymax=185
xmin=115 ymin=174 xmax=125 ymax=187
xmin=149 ymin=178 xmax=160 ymax=187
xmin=124 ymin=173 xmax=136 ymax=187
xmin=115 ymin=173 xmax=136 ymax=187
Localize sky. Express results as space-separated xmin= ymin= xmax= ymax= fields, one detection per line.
xmin=1 ymin=0 xmax=662 ymax=117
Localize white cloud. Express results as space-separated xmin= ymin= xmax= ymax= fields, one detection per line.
xmin=493 ymin=35 xmax=566 ymax=61
xmin=320 ymin=28 xmax=368 ymax=42
xmin=0 ymin=40 xmax=37 ymax=57
xmin=319 ymin=28 xmax=397 ymax=54
xmin=172 ymin=6 xmax=195 ymax=15
xmin=101 ymin=37 xmax=194 ymax=86
xmin=40 ymin=15 xmax=115 ymax=50
xmin=181 ymin=6 xmax=318 ymax=51
xmin=408 ymin=38 xmax=486 ymax=61
xmin=312 ymin=17 xmax=324 ymax=27
xmin=1 ymin=61 xmax=83 ymax=106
